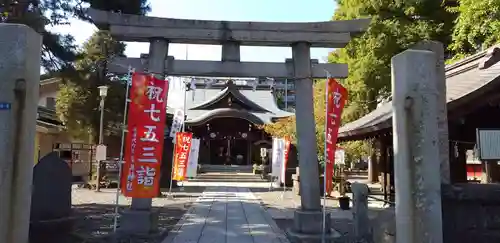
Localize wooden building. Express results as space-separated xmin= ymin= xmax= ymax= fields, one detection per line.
xmin=338 ymin=45 xmax=500 ymax=200
xmin=166 ymin=79 xmax=293 ymax=167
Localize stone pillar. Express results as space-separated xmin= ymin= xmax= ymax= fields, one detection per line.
xmin=288 ymin=42 xmax=338 ymax=242
xmin=392 ymin=50 xmax=443 ymax=243
xmin=121 ymin=38 xmax=169 ymax=234
xmin=0 ymin=24 xmax=41 ymax=243
xmin=411 ymin=41 xmax=450 ymax=184
xmin=351 ymin=183 xmax=372 ymax=241
xmin=291 ymin=42 xmax=321 ymax=210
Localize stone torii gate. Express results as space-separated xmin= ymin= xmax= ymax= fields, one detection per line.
xmin=88 ymin=8 xmax=368 ymax=241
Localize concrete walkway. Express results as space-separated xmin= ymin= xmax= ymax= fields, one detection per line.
xmin=162 ymin=186 xmax=289 ymax=243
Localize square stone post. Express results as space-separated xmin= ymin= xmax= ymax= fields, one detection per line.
xmin=392 ymin=49 xmax=443 ymax=243
xmin=0 ymin=24 xmax=41 ymax=243
xmin=291 ymin=42 xmax=321 ymax=211
xmin=121 ymin=38 xmax=169 ymax=234
xmin=411 ymin=41 xmax=450 ymax=185
xmin=351 ymin=183 xmax=372 ymax=241
xmin=288 ymin=42 xmax=338 ymax=242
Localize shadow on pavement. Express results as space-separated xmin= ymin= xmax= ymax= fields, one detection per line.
xmin=30 ymin=185 xmax=207 ymax=243
xmin=29 ymin=203 xmax=190 ymax=243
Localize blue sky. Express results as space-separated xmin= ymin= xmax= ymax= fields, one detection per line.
xmin=49 ymin=0 xmax=337 ymax=63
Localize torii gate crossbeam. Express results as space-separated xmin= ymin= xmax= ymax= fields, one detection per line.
xmin=109 ymin=56 xmax=348 ymax=78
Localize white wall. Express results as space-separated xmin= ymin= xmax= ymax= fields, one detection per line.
xmin=167 ymin=76 xmax=187 ymax=109
xmin=38 ymin=82 xmax=58 ymax=108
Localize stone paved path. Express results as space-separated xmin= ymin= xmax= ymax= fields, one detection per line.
xmin=162 ymin=186 xmax=289 ymax=243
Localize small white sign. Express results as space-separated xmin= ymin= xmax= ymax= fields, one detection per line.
xmin=476 ymin=129 xmax=500 ymax=160
xmin=96 ymin=144 xmax=107 ymax=162
xmin=186 ymin=138 xmax=200 ymax=178
xmin=169 ymin=109 xmax=185 ymax=139
xmin=335 ymin=149 xmax=345 ymax=165
xmin=260 ymin=148 xmax=267 ymax=157
xmin=271 ymin=138 xmax=285 ymax=180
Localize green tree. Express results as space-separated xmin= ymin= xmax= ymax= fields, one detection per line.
xmin=263 ymin=80 xmax=326 ymax=160
xmin=56 ymin=30 xmax=127 ymax=142
xmin=332 ymin=0 xmax=456 ymax=116
xmin=330 ymin=0 xmax=456 ymax=160
xmin=1 ymin=0 xmax=149 ymax=71
xmin=265 ymin=1 xmax=457 ymax=163
xmin=448 ymin=0 xmax=500 ymax=59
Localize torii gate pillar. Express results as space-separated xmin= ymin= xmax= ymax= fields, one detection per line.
xmin=288 ymin=42 xmax=337 ymax=241
xmin=120 ymin=38 xmax=169 ymax=234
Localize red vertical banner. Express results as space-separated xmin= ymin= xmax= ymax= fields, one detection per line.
xmin=122 ymin=73 xmax=169 ymax=198
xmin=325 ymin=78 xmax=348 ymax=195
xmin=280 ymin=137 xmax=292 ymax=184
xmin=172 ymin=132 xmax=193 ymax=181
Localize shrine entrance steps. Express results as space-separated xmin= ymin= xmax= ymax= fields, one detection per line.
xmin=191 ymin=172 xmax=267 ymax=183
xmin=162 ymin=186 xmax=289 ymax=243
xmin=199 ymin=164 xmax=253 ymax=173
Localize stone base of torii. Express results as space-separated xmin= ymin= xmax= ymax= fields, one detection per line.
xmin=88 ymin=8 xmax=370 ymax=242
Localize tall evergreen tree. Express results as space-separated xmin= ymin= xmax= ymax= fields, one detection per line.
xmin=0 ymin=0 xmax=149 ymax=71
xmin=265 ymin=1 xmax=457 ymax=161
xmin=331 ymin=0 xmax=456 ymax=120
xmin=56 ymin=30 xmax=127 ymax=142
xmin=328 ymin=0 xmax=456 ymax=159
xmin=448 ymin=0 xmax=500 ymax=59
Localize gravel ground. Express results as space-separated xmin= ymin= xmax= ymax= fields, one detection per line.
xmin=30 ymin=186 xmax=205 ymax=243
xmin=248 ymin=188 xmax=355 ymax=237
xmin=249 ymin=186 xmax=388 ymax=241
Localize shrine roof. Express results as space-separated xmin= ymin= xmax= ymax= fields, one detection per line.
xmin=167 ymin=81 xmax=293 ymax=125
xmin=339 ymin=44 xmax=500 ymax=141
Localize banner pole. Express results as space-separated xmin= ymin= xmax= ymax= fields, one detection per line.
xmin=281 ymin=138 xmax=287 ymax=200
xmin=322 ymin=75 xmax=330 ymax=243
xmin=168 ymin=146 xmax=175 ymax=199
xmin=282 ymin=178 xmax=286 ymax=199
xmin=169 ymin=78 xmax=188 ymax=199
xmin=180 ymin=81 xmax=188 ymax=189
xmin=113 ymin=67 xmax=133 ymax=232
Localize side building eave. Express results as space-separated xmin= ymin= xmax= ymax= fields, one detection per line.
xmin=338 ymin=44 xmax=500 ymax=142
xmin=36 ymin=106 xmax=64 ymax=134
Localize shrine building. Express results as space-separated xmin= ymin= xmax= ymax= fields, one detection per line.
xmin=166 ymin=79 xmax=293 ymax=167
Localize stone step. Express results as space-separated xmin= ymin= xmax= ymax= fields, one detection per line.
xmin=192 ymin=172 xmax=267 ymax=183
xmin=199 ymin=165 xmax=253 ymax=173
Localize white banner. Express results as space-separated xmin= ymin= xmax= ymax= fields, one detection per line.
xmin=335 ymin=148 xmax=345 ymax=165
xmin=271 ymin=138 xmax=285 ymax=180
xmin=186 ymin=138 xmax=200 ymax=178
xmin=169 ymin=109 xmax=185 ymax=139
xmin=280 ymin=139 xmax=291 ymax=184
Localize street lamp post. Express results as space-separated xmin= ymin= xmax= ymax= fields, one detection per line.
xmin=98 ymin=85 xmax=109 ymax=144
xmin=96 ymin=85 xmax=108 ymax=192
